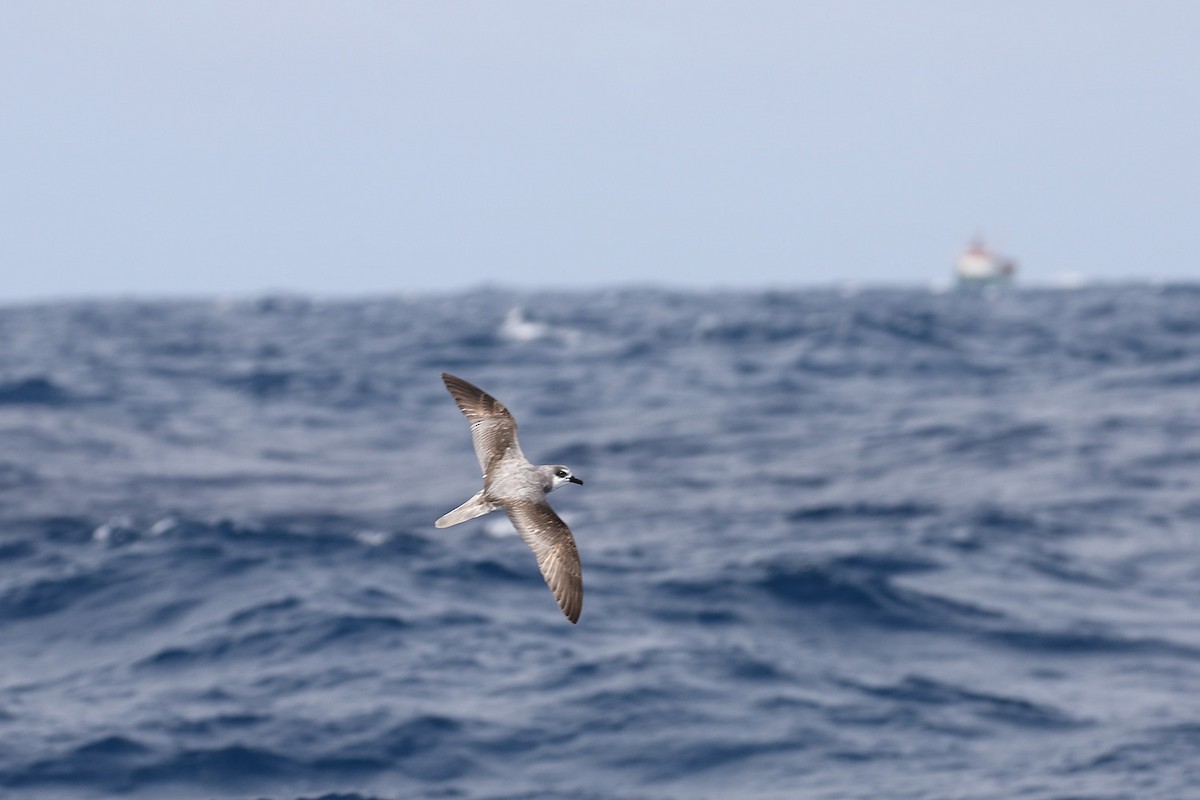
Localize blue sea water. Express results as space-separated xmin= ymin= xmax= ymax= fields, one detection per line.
xmin=2 ymin=285 xmax=1200 ymax=800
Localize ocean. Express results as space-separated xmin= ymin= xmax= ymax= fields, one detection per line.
xmin=1 ymin=285 xmax=1199 ymax=799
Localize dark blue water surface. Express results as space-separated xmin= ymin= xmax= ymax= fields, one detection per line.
xmin=2 ymin=286 xmax=1200 ymax=800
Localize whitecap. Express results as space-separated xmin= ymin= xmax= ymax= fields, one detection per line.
xmin=148 ymin=517 xmax=180 ymax=537
xmin=354 ymin=529 xmax=390 ymax=547
xmin=498 ymin=306 xmax=581 ymax=345
xmin=93 ymin=516 xmax=136 ymax=544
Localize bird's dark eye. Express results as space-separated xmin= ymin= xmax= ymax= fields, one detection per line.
xmin=556 ymin=470 xmax=567 ymax=478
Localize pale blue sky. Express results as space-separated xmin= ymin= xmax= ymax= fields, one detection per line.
xmin=2 ymin=2 xmax=1198 ymax=299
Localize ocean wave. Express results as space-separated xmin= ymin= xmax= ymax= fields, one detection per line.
xmin=0 ymin=376 xmax=74 ymax=405
xmin=838 ymin=674 xmax=1085 ymax=730
xmin=3 ymin=287 xmax=1200 ymax=799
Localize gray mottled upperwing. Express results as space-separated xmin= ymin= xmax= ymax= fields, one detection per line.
xmin=505 ymin=500 xmax=583 ymax=624
xmin=441 ymin=373 xmax=522 ymax=475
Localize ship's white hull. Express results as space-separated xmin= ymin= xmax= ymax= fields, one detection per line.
xmin=955 ymin=245 xmax=1016 ymax=287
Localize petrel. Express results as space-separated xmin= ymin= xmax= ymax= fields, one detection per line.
xmin=436 ymin=373 xmax=584 ymax=623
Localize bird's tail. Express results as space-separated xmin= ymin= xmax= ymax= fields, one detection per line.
xmin=435 ymin=490 xmax=496 ymax=528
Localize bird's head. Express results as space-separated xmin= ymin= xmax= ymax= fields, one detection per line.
xmin=544 ymin=465 xmax=584 ymax=492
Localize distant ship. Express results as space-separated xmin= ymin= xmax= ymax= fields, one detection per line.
xmin=955 ymin=239 xmax=1016 ymax=287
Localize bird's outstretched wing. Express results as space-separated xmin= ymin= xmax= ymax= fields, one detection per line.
xmin=441 ymin=373 xmax=522 ymax=475
xmin=505 ymin=500 xmax=583 ymax=624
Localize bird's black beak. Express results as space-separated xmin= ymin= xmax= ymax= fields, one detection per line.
xmin=569 ymin=476 xmax=584 ymax=485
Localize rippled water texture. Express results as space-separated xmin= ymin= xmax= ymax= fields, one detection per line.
xmin=2 ymin=286 xmax=1200 ymax=799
